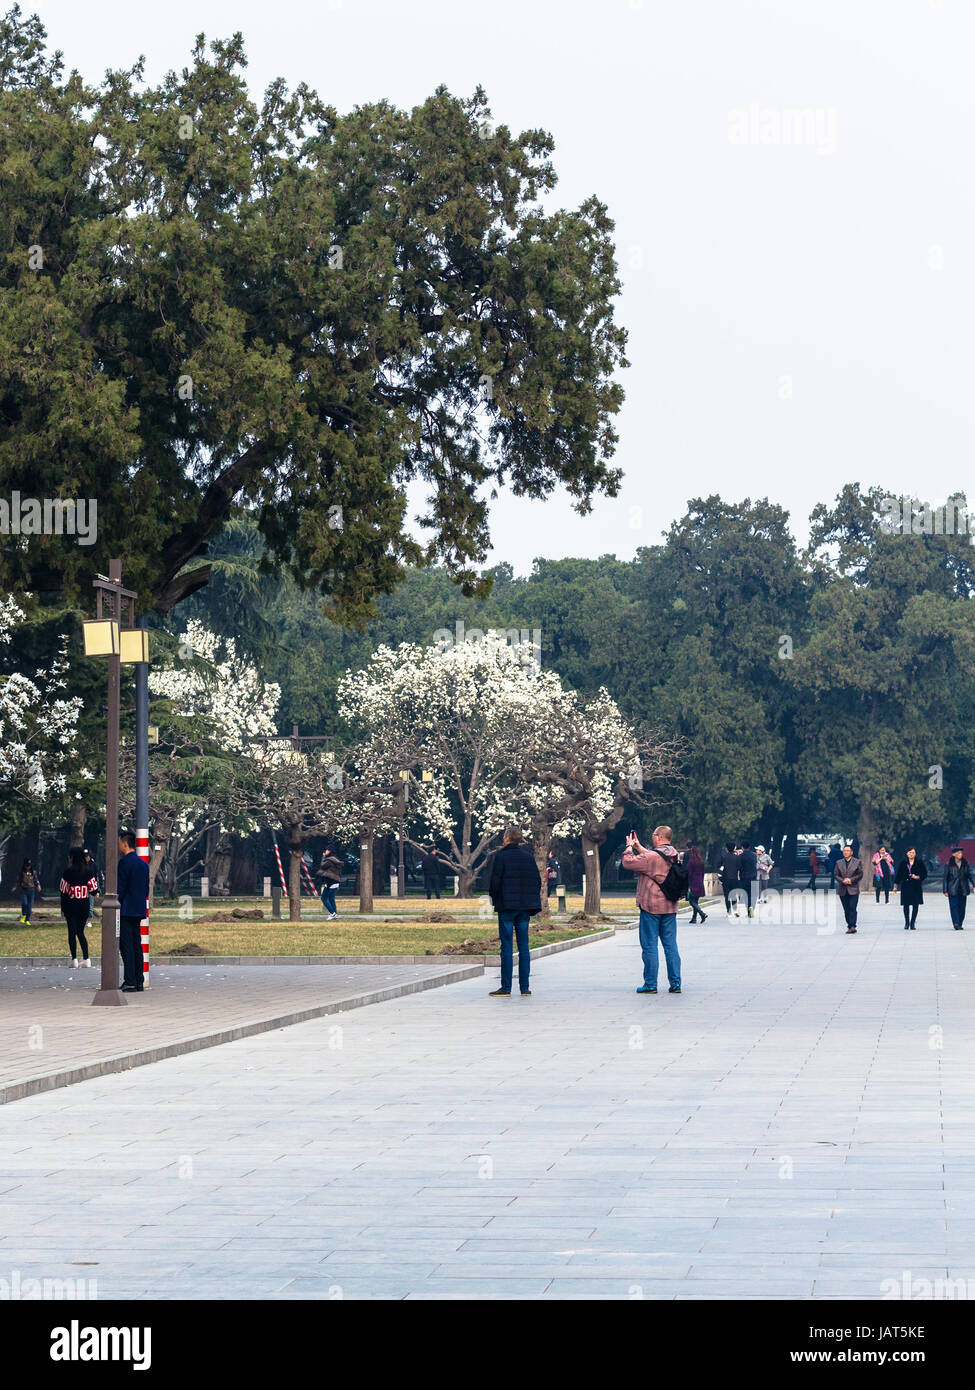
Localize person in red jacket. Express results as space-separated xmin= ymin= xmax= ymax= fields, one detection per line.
xmin=59 ymin=847 xmax=99 ymax=967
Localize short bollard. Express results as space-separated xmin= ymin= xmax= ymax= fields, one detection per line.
xmin=271 ymin=886 xmax=282 ymax=919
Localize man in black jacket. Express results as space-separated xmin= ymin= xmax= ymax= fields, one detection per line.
xmin=718 ymin=843 xmax=739 ymax=917
xmin=488 ymin=827 xmax=542 ymax=996
xmin=420 ymin=846 xmax=441 ymax=899
xmin=737 ymin=842 xmax=758 ymax=919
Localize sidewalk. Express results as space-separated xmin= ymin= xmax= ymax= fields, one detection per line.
xmin=0 ymin=959 xmax=483 ymax=1104
xmin=2 ymin=898 xmax=974 ymax=1299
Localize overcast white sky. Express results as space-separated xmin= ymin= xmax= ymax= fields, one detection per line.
xmin=32 ymin=0 xmax=975 ymax=570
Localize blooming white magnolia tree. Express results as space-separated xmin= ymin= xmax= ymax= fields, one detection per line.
xmin=149 ymin=620 xmax=281 ymax=752
xmin=516 ymin=688 xmax=683 ymax=914
xmin=339 ymin=635 xmax=585 ymax=896
xmin=138 ymin=621 xmax=282 ymax=899
xmin=0 ymin=594 xmax=84 ymax=814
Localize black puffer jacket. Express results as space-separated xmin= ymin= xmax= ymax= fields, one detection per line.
xmin=489 ymin=844 xmax=542 ymax=915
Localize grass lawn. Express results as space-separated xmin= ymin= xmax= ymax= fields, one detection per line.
xmin=0 ymin=895 xmax=627 ymax=957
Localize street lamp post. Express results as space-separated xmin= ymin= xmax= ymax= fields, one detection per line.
xmin=83 ymin=558 xmax=143 ymax=1007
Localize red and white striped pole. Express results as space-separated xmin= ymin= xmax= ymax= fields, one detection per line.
xmin=136 ymin=828 xmax=149 ymax=987
xmin=273 ymin=841 xmax=289 ymax=897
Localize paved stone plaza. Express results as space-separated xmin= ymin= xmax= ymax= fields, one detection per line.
xmin=2 ymin=899 xmax=975 ymax=1300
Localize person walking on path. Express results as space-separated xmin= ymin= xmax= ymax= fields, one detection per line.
xmin=942 ymin=847 xmax=974 ymax=930
xmin=895 ymin=847 xmax=927 ymax=929
xmin=117 ymin=830 xmax=149 ymax=991
xmin=622 ymin=825 xmax=686 ymax=995
xmin=718 ymin=842 xmax=739 ymax=918
xmin=317 ymin=846 xmax=343 ymax=918
xmin=685 ymin=845 xmax=707 ymax=923
xmin=737 ymin=841 xmax=758 ymax=919
xmin=420 ymin=845 xmax=442 ymax=900
xmin=872 ymin=846 xmax=894 ymax=904
xmin=756 ymin=845 xmax=773 ymax=904
xmin=807 ymin=848 xmax=821 ymax=895
xmin=835 ymin=843 xmax=863 ymax=933
xmin=15 ymin=859 xmax=40 ymax=923
xmin=59 ymin=848 xmax=99 ymax=967
xmin=545 ymin=849 xmax=561 ymax=900
xmin=488 ymin=827 xmax=542 ymax=996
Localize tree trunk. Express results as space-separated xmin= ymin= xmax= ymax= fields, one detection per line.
xmin=532 ymin=818 xmax=553 ymax=919
xmin=857 ymin=801 xmax=877 ymax=889
xmin=582 ymin=832 xmax=602 ymax=916
xmin=458 ymin=865 xmax=474 ymax=898
xmin=287 ymin=843 xmax=303 ymax=921
xmin=359 ymin=831 xmax=374 ymax=914
xmin=69 ymin=800 xmax=86 ymax=849
xmin=372 ymin=832 xmax=388 ymax=898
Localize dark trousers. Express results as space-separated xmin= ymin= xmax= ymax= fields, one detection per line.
xmin=807 ymin=874 xmax=819 ymax=893
xmin=875 ymin=880 xmax=890 ymax=903
xmin=423 ymin=874 xmax=440 ymax=900
xmin=688 ymin=895 xmax=704 ymax=922
xmin=497 ymin=911 xmax=531 ymax=992
xmin=119 ymin=915 xmax=143 ymax=988
xmin=722 ymin=883 xmax=733 ymax=912
xmin=64 ymin=906 xmax=89 ymax=960
xmin=948 ymin=895 xmax=967 ymax=928
xmin=902 ymin=901 xmax=919 ymax=929
xmin=840 ymin=893 xmax=858 ymax=928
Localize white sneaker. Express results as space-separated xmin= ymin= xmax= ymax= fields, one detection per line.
xmin=328 ymin=913 xmax=338 ymax=920
xmin=70 ymin=958 xmax=79 ymax=967
xmin=82 ymin=958 xmax=92 ymax=968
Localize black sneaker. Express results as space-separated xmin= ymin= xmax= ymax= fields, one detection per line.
xmin=669 ymin=986 xmax=681 ymax=994
xmin=489 ymin=989 xmax=511 ymax=996
xmin=520 ymin=990 xmax=532 ymax=996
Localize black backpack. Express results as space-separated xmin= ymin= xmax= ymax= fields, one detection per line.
xmin=657 ymin=850 xmax=689 ymax=902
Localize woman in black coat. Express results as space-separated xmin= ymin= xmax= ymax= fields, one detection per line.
xmin=942 ymin=847 xmax=975 ymax=930
xmin=895 ymin=847 xmax=927 ymax=929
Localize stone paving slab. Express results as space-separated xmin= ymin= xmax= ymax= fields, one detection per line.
xmin=1 ymin=899 xmax=974 ymax=1298
xmin=0 ymin=959 xmax=483 ymax=1104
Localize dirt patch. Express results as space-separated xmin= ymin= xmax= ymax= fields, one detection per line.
xmin=194 ymin=908 xmax=265 ymax=922
xmin=168 ymin=942 xmax=207 ymax=955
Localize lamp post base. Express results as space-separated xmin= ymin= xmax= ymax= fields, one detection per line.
xmin=92 ymin=989 xmax=128 ymax=1007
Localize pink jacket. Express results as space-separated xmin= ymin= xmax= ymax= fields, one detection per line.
xmin=622 ymin=843 xmax=680 ymax=913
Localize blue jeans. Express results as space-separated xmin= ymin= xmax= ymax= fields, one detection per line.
xmin=638 ymin=910 xmax=680 ymax=989
xmin=320 ymin=882 xmax=338 ymax=915
xmin=20 ymin=890 xmax=34 ymax=921
xmin=498 ymin=911 xmax=531 ymax=992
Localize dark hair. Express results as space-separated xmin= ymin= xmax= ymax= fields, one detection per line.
xmin=688 ymin=845 xmax=704 ymax=865
xmin=68 ymin=848 xmax=85 ymax=867
xmin=725 ymin=841 xmax=735 ymax=852
xmin=740 ymin=841 xmax=750 ymax=850
xmin=20 ymin=858 xmax=32 ymax=871
xmin=119 ymin=830 xmax=136 ymax=849
xmin=506 ymin=827 xmax=524 ymax=845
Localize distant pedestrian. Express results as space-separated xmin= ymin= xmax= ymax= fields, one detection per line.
xmin=59 ymin=848 xmax=98 ymax=967
xmin=827 ymin=843 xmax=842 ymax=888
xmin=737 ymin=841 xmax=758 ymax=919
xmin=718 ymin=842 xmax=739 ymax=917
xmin=872 ymin=846 xmax=894 ymax=904
xmin=15 ymin=859 xmax=39 ymax=923
xmin=622 ymin=826 xmax=686 ymax=994
xmin=117 ymin=830 xmax=149 ymax=991
xmin=895 ymin=847 xmax=927 ymax=929
xmin=488 ymin=827 xmax=542 ymax=996
xmin=807 ymin=849 xmax=821 ymax=895
xmin=317 ymin=846 xmax=343 ymax=919
xmin=420 ymin=845 xmax=442 ymax=899
xmin=755 ymin=845 xmax=773 ymax=904
xmin=835 ymin=844 xmax=863 ymax=933
xmin=685 ymin=845 xmax=707 ymax=923
xmin=545 ymin=849 xmax=561 ymax=899
xmin=942 ymin=847 xmax=974 ymax=930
